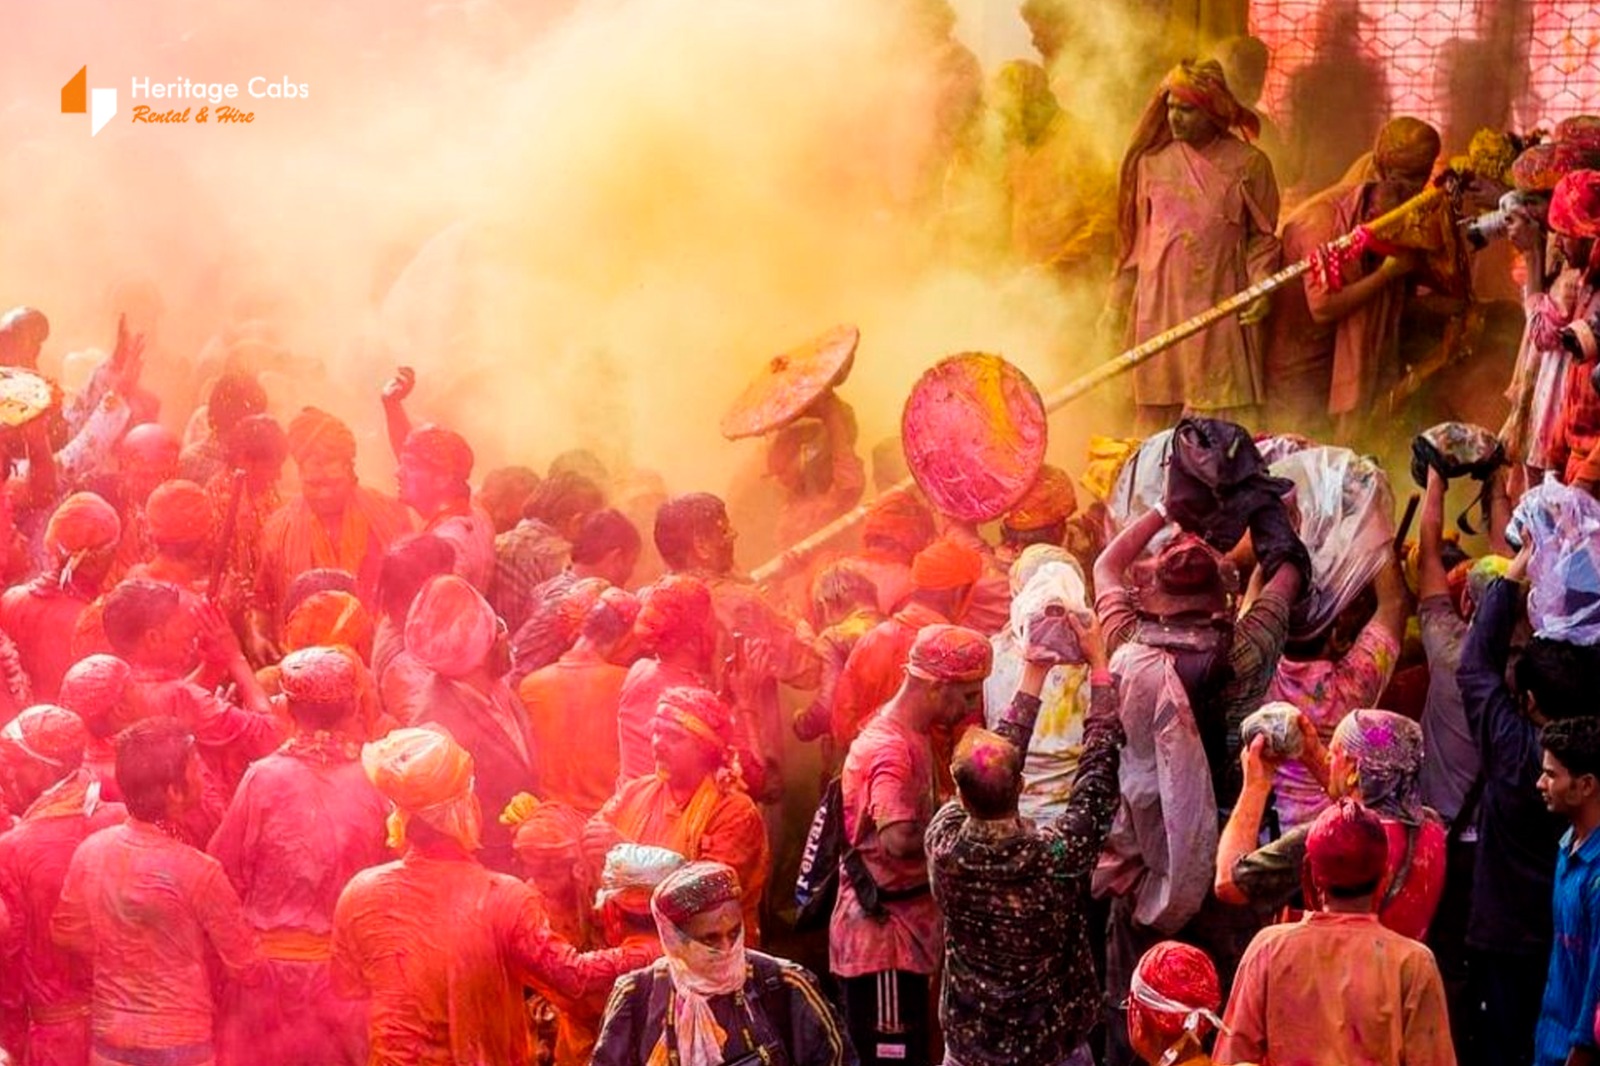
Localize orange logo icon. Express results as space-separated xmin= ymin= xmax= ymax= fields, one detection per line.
xmin=62 ymin=67 xmax=118 ymax=136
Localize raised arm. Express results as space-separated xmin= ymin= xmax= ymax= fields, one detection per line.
xmin=1094 ymin=507 xmax=1166 ymax=597
xmin=1418 ymin=469 xmax=1450 ymax=601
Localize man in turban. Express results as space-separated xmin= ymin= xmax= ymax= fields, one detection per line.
xmin=396 ymin=424 xmax=495 ymax=593
xmin=53 ymin=717 xmax=263 ymax=1066
xmin=208 ymin=646 xmax=388 ymax=1066
xmin=125 ymin=478 xmax=222 ymax=599
xmin=380 ymin=574 xmax=535 ymax=874
xmin=592 ymin=860 xmax=853 ymax=1066
xmin=2 ymin=491 xmax=120 ymax=700
xmin=520 ymin=587 xmax=640 ymax=815
xmin=57 ymin=653 xmax=132 ymax=798
xmin=106 ymin=422 xmax=181 ymax=581
xmin=830 ymin=536 xmax=983 ymax=750
xmin=1217 ymin=800 xmax=1455 ymax=1065
xmin=998 ymin=463 xmax=1078 ymax=566
xmin=0 ymin=704 xmax=123 ymax=1066
xmin=615 ymin=575 xmax=718 ymax=782
xmin=256 ymin=406 xmax=413 ymax=656
xmin=1108 ymin=58 xmax=1281 ymax=433
xmin=1264 ymin=117 xmax=1442 ymax=439
xmin=586 ymin=687 xmax=770 ymax=941
xmin=1126 ymin=942 xmax=1227 ymax=1065
xmin=830 ymin=624 xmax=989 ymax=1066
xmin=331 ymin=725 xmax=655 ymax=1066
xmin=840 ymin=488 xmax=936 ymax=617
xmin=1542 ymin=170 xmax=1600 ymax=486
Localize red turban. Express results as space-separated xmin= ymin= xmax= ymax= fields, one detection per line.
xmin=652 ymin=860 xmax=743 ymax=927
xmin=863 ymin=489 xmax=936 ymax=557
xmin=1161 ymin=59 xmax=1260 ymax=140
xmin=45 ymin=492 xmax=121 ymax=561
xmin=284 ymin=590 xmax=375 ymax=659
xmin=1004 ymin=464 xmax=1078 ymax=531
xmin=911 ymin=537 xmax=984 ymax=591
xmin=508 ymin=800 xmax=588 ymax=865
xmin=58 ymin=654 xmax=132 ymax=735
xmin=279 ymin=646 xmax=360 ymax=705
xmin=1306 ymin=798 xmax=1389 ymax=891
xmin=145 ymin=480 xmax=214 ymax=546
xmin=655 ymin=686 xmax=735 ymax=751
xmin=0 ymin=704 xmax=88 ymax=774
xmin=1130 ymin=941 xmax=1224 ymax=1040
xmin=907 ymin=623 xmax=992 ymax=682
xmin=286 ymin=406 xmax=357 ymax=465
xmin=636 ymin=575 xmax=714 ymax=652
xmin=405 ymin=574 xmax=498 ymax=678
xmin=1556 ymin=115 xmax=1600 ymax=153
xmin=402 ymin=425 xmax=474 ymax=483
xmin=1550 ymin=170 xmax=1600 ymax=239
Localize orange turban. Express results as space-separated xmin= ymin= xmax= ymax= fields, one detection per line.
xmin=1550 ymin=170 xmax=1600 ymax=239
xmin=145 ymin=480 xmax=214 ymax=546
xmin=402 ymin=425 xmax=474 ymax=483
xmin=0 ymin=704 xmax=88 ymax=774
xmin=1004 ymin=464 xmax=1078 ymax=531
xmin=58 ymin=654 xmax=132 ymax=735
xmin=286 ymin=406 xmax=357 ymax=465
xmin=1161 ymin=59 xmax=1260 ymax=140
xmin=911 ymin=537 xmax=984 ymax=591
xmin=361 ymin=725 xmax=481 ymax=851
xmin=506 ymin=797 xmax=588 ymax=864
xmin=907 ymin=623 xmax=992 ymax=682
xmin=279 ymin=645 xmax=360 ymax=705
xmin=1373 ymin=117 xmax=1441 ymax=178
xmin=863 ymin=489 xmax=936 ymax=556
xmin=636 ymin=575 xmax=714 ymax=652
xmin=655 ymin=686 xmax=735 ymax=752
xmin=284 ymin=590 xmax=374 ymax=660
xmin=45 ymin=492 xmax=121 ymax=565
xmin=405 ymin=575 xmax=498 ymax=678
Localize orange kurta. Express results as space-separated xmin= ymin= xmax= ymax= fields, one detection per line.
xmin=518 ymin=652 xmax=627 ymax=816
xmin=257 ymin=488 xmax=413 ymax=622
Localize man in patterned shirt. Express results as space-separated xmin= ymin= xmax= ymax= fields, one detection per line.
xmin=928 ymin=610 xmax=1123 ymax=1066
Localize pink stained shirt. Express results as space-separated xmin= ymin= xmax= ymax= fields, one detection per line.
xmin=51 ymin=819 xmax=262 ymax=1052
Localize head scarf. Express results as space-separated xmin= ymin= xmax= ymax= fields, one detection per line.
xmin=503 ymin=794 xmax=588 ymax=866
xmin=1373 ymin=117 xmax=1442 ymax=178
xmin=911 ymin=537 xmax=984 ymax=591
xmin=402 ymin=425 xmax=475 ymax=483
xmin=1004 ymin=464 xmax=1078 ymax=532
xmin=650 ymin=860 xmax=749 ymax=1066
xmin=656 ymin=687 xmax=735 ymax=755
xmin=145 ymin=480 xmax=214 ymax=546
xmin=361 ymin=725 xmax=481 ymax=851
xmin=58 ymin=654 xmax=131 ymax=735
xmin=907 ymin=623 xmax=992 ymax=682
xmin=44 ymin=492 xmax=121 ymax=582
xmin=1549 ymin=170 xmax=1600 ymax=239
xmin=284 ymin=590 xmax=374 ymax=659
xmin=1306 ymin=798 xmax=1389 ymax=891
xmin=596 ymin=843 xmax=687 ymax=911
xmin=1008 ymin=543 xmax=1075 ymax=596
xmin=1331 ymin=709 xmax=1425 ymax=824
xmin=405 ymin=574 xmax=498 ymax=678
xmin=286 ymin=406 xmax=357 ymax=465
xmin=1161 ymin=59 xmax=1260 ymax=139
xmin=1130 ymin=941 xmax=1225 ymax=1051
xmin=862 ymin=489 xmax=936 ymax=557
xmin=1009 ymin=559 xmax=1089 ymax=655
xmin=279 ymin=645 xmax=359 ymax=705
xmin=636 ymin=575 xmax=714 ymax=653
xmin=0 ymin=705 xmax=88 ymax=776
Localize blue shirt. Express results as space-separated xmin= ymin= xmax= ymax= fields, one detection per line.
xmin=1534 ymin=825 xmax=1600 ymax=1065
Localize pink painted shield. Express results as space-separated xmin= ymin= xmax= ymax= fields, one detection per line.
xmin=901 ymin=353 xmax=1047 ymax=522
xmin=720 ymin=324 xmax=859 ymax=440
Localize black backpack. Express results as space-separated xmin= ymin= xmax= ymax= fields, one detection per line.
xmin=793 ymin=775 xmax=846 ymax=931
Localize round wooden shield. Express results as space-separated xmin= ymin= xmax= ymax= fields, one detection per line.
xmin=719 ymin=324 xmax=859 ymax=440
xmin=0 ymin=367 xmax=59 ymax=428
xmin=901 ymin=353 xmax=1048 ymax=523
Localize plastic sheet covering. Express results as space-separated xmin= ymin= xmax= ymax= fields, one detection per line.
xmin=1269 ymin=446 xmax=1395 ymax=640
xmin=1511 ymin=478 xmax=1600 ymax=644
xmin=1010 ymin=560 xmax=1090 ymax=665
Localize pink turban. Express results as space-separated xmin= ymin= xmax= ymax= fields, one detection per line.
xmin=402 ymin=425 xmax=475 ymax=483
xmin=1306 ymin=798 xmax=1389 ymax=891
xmin=0 ymin=704 xmax=88 ymax=774
xmin=655 ymin=686 xmax=735 ymax=752
xmin=1550 ymin=170 xmax=1600 ymax=239
xmin=405 ymin=574 xmax=498 ymax=678
xmin=58 ymin=655 xmax=132 ymax=735
xmin=907 ymin=624 xmax=992 ymax=682
xmin=279 ymin=646 xmax=360 ymax=705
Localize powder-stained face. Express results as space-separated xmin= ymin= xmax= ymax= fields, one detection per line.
xmin=682 ymin=899 xmax=743 ymax=951
xmin=1166 ymin=98 xmax=1219 ymax=145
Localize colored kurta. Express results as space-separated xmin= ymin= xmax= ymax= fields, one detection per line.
xmin=0 ymin=581 xmax=97 ymax=702
xmin=518 ymin=651 xmax=628 ymax=815
xmin=257 ymin=487 xmax=414 ymax=620
xmin=614 ymin=658 xmax=708 ymax=785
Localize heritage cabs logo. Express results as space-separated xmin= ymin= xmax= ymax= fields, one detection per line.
xmin=62 ymin=66 xmax=309 ymax=133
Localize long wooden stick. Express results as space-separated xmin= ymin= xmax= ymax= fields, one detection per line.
xmin=209 ymin=469 xmax=247 ymax=603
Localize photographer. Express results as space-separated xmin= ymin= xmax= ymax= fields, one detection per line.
xmin=1542 ymin=170 xmax=1600 ymax=485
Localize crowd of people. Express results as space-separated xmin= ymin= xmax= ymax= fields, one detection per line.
xmin=5 ymin=5 xmax=1600 ymax=1066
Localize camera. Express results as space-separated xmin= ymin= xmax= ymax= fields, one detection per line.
xmin=1464 ymin=190 xmax=1549 ymax=249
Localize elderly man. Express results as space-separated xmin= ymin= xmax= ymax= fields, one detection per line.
xmin=1216 ymin=800 xmax=1455 ymax=1065
xmin=53 ymin=717 xmax=263 ymax=1066
xmin=1265 ymin=117 xmax=1442 ymax=438
xmin=929 ymin=609 xmax=1123 ymax=1066
xmin=586 ymin=686 xmax=770 ymax=942
xmin=831 ymin=624 xmax=990 ymax=1066
xmin=1108 ymin=59 xmax=1280 ymax=432
xmin=208 ymin=646 xmax=389 ymax=1066
xmin=381 ymin=574 xmax=535 ymax=874
xmin=0 ymin=705 xmax=124 ymax=1066
xmin=593 ymin=860 xmax=855 ymax=1066
xmin=331 ymin=726 xmax=651 ymax=1066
